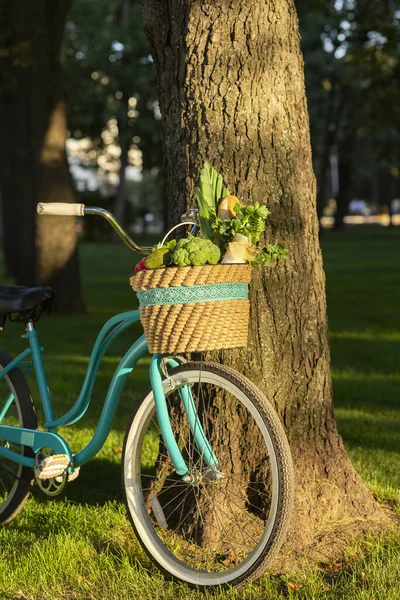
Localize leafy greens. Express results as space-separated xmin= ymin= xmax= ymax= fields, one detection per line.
xmin=209 ymin=202 xmax=271 ymax=249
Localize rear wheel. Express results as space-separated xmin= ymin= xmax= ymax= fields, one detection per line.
xmin=122 ymin=362 xmax=294 ymax=589
xmin=0 ymin=348 xmax=37 ymax=523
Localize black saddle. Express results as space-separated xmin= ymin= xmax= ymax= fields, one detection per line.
xmin=0 ymin=285 xmax=54 ymax=327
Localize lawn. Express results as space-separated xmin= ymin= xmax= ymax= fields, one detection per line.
xmin=0 ymin=227 xmax=399 ymax=599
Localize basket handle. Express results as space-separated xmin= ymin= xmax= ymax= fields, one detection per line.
xmin=160 ymin=222 xmax=196 ymax=247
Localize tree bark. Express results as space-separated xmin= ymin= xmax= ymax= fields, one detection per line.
xmin=0 ymin=1 xmax=85 ymax=313
xmin=141 ymin=0 xmax=393 ymax=567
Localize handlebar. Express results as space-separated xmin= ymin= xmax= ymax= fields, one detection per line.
xmin=37 ymin=203 xmax=153 ymax=254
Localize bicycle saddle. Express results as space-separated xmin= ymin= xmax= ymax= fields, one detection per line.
xmin=0 ymin=285 xmax=54 ymax=325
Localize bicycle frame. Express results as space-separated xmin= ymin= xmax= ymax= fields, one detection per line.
xmin=0 ymin=310 xmax=218 ymax=477
xmin=0 ymin=310 xmax=147 ymax=469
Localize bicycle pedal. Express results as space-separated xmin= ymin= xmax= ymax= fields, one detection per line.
xmin=35 ymin=454 xmax=70 ymax=480
xmin=67 ymin=467 xmax=80 ymax=482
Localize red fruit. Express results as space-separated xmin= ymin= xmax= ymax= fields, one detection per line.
xmin=134 ymin=257 xmax=147 ymax=272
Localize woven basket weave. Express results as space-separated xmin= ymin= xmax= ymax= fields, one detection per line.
xmin=130 ymin=264 xmax=252 ymax=354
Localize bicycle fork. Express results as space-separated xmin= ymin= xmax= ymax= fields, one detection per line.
xmin=149 ymin=355 xmax=220 ymax=480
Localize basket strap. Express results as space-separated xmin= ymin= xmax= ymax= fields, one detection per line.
xmin=136 ymin=282 xmax=249 ymax=307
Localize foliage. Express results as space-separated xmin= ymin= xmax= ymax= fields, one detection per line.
xmin=297 ymin=0 xmax=400 ymax=212
xmin=62 ymin=0 xmax=162 ymax=192
xmin=250 ymin=244 xmax=289 ymax=268
xmin=209 ymin=203 xmax=271 ymax=249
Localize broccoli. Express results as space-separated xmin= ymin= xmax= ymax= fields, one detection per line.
xmin=172 ymin=235 xmax=221 ymax=267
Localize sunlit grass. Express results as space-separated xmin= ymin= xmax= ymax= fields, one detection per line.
xmin=323 ymin=227 xmax=400 ymax=512
xmin=0 ymin=226 xmax=399 ymax=598
xmin=330 ymin=330 xmax=400 ymax=341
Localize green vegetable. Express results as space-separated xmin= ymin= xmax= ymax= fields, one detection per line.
xmin=209 ymin=201 xmax=271 ymax=250
xmin=145 ymin=239 xmax=177 ymax=269
xmin=172 ymin=234 xmax=221 ymax=267
xmin=250 ymin=243 xmax=289 ymax=268
xmin=164 ymin=239 xmax=177 ymax=251
xmin=194 ymin=163 xmax=230 ymax=239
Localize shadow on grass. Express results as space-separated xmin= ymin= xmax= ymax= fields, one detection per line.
xmin=66 ymin=458 xmax=124 ymax=505
xmin=25 ymin=458 xmax=123 ymax=513
xmin=333 ymin=377 xmax=400 ymax=414
xmin=330 ymin=337 xmax=400 ymax=378
xmin=334 ymin=413 xmax=400 ymax=454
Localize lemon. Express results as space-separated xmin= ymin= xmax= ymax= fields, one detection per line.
xmin=218 ymin=195 xmax=241 ymax=219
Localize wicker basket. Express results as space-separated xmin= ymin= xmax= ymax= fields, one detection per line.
xmin=130 ymin=264 xmax=252 ymax=354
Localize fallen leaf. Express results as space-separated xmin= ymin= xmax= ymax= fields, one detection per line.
xmin=327 ymin=562 xmax=343 ymax=571
xmin=287 ymin=581 xmax=303 ymax=593
xmin=222 ymin=552 xmax=237 ymax=565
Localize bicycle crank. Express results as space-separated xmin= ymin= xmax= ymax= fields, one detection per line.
xmin=34 ymin=452 xmax=70 ymax=480
xmin=34 ymin=451 xmax=80 ymax=496
xmin=36 ymin=471 xmax=67 ymax=496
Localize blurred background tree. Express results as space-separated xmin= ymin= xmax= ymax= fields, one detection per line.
xmin=0 ymin=0 xmax=85 ymax=312
xmin=62 ymin=0 xmax=163 ymax=235
xmin=298 ymin=0 xmax=400 ymax=228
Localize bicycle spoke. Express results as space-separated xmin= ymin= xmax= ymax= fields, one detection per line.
xmin=161 ymin=486 xmax=194 ymax=526
xmin=218 ymin=485 xmax=270 ymax=514
xmin=154 ymin=484 xmax=191 ymax=513
xmin=217 ymin=486 xmax=264 ymax=542
xmin=141 ymin=480 xmax=187 ymax=492
xmin=200 ymin=483 xmax=243 ymax=563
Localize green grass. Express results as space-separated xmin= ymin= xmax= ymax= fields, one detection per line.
xmin=0 ymin=226 xmax=399 ymax=599
xmin=322 ymin=227 xmax=400 ymax=509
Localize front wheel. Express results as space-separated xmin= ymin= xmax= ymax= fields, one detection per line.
xmin=122 ymin=362 xmax=294 ymax=589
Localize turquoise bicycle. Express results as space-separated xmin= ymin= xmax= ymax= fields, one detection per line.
xmin=0 ymin=203 xmax=294 ymax=589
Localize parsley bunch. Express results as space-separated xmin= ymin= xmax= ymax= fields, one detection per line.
xmin=250 ymin=243 xmax=289 ymax=267
xmin=209 ymin=202 xmax=271 ymax=250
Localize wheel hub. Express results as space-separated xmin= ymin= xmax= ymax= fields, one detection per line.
xmin=182 ymin=468 xmax=223 ymax=486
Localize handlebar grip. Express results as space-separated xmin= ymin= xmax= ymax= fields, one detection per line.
xmin=37 ymin=203 xmax=85 ymax=216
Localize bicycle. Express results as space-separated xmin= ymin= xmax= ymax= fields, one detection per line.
xmin=0 ymin=203 xmax=294 ymax=590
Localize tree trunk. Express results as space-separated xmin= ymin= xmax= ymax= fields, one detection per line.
xmin=113 ymin=94 xmax=131 ymax=240
xmin=316 ymin=85 xmax=337 ymax=224
xmin=333 ymin=146 xmax=354 ymax=231
xmin=141 ymin=0 xmax=392 ymax=567
xmin=0 ymin=1 xmax=85 ymax=313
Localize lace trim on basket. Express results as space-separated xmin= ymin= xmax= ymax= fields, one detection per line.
xmin=136 ymin=282 xmax=249 ymax=307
